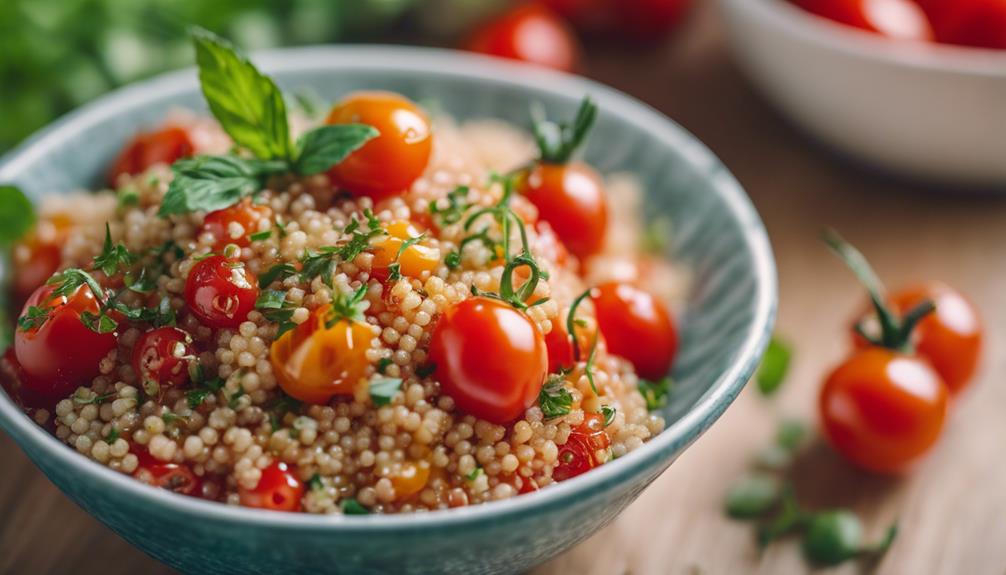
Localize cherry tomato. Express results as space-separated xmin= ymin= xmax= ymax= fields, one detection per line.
xmin=135 ymin=455 xmax=202 ymax=496
xmin=465 ymin=4 xmax=581 ymax=73
xmin=917 ymin=0 xmax=1006 ymax=49
xmin=370 ymin=220 xmax=441 ymax=283
xmin=132 ymin=327 xmax=193 ymax=388
xmin=389 ymin=461 xmax=431 ymax=501
xmin=544 ymin=317 xmax=596 ymax=374
xmin=429 ymin=297 xmax=548 ymax=424
xmin=239 ymin=461 xmax=304 ymax=512
xmin=591 ymin=282 xmax=677 ymax=380
xmin=853 ymin=283 xmax=982 ymax=394
xmin=325 ymin=92 xmax=432 ymax=202
xmin=14 ymin=284 xmax=118 ymax=404
xmin=201 ymin=199 xmax=273 ymax=251
xmin=1 ymin=348 xmax=54 ymax=408
xmin=554 ymin=412 xmax=611 ymax=481
xmin=793 ymin=0 xmax=934 ymax=41
xmin=520 ymin=162 xmax=608 ymax=260
xmin=269 ymin=304 xmax=372 ymax=404
xmin=184 ymin=255 xmax=259 ymax=329
xmin=107 ymin=126 xmax=194 ymax=184
xmin=820 ymin=347 xmax=948 ymax=473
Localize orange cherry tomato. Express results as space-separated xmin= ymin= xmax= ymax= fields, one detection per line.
xmin=792 ymin=0 xmax=934 ymax=41
xmin=591 ymin=282 xmax=678 ymax=381
xmin=11 ymin=216 xmax=73 ymax=308
xmin=184 ymin=255 xmax=259 ymax=329
xmin=107 ymin=126 xmax=194 ymax=184
xmin=466 ymin=4 xmax=581 ymax=72
xmin=553 ymin=412 xmax=611 ymax=481
xmin=14 ymin=284 xmax=118 ymax=404
xmin=269 ymin=304 xmax=372 ymax=404
xmin=820 ymin=347 xmax=948 ymax=474
xmin=325 ymin=92 xmax=432 ymax=202
xmin=132 ymin=327 xmax=194 ymax=388
xmin=370 ymin=220 xmax=441 ymax=283
xmin=239 ymin=461 xmax=304 ymax=512
xmin=201 ymin=199 xmax=272 ymax=251
xmin=853 ymin=283 xmax=982 ymax=395
xmin=389 ymin=461 xmax=431 ymax=501
xmin=918 ymin=0 xmax=1006 ymax=49
xmin=429 ymin=297 xmax=548 ymax=424
xmin=520 ymin=162 xmax=608 ymax=260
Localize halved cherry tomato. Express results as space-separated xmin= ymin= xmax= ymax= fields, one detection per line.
xmin=107 ymin=126 xmax=194 ymax=184
xmin=239 ymin=461 xmax=304 ymax=512
xmin=792 ymin=0 xmax=934 ymax=41
xmin=269 ymin=304 xmax=372 ymax=404
xmin=591 ymin=282 xmax=677 ymax=380
xmin=201 ymin=199 xmax=273 ymax=251
xmin=325 ymin=92 xmax=432 ymax=201
xmin=132 ymin=327 xmax=193 ymax=388
xmin=465 ymin=4 xmax=581 ymax=72
xmin=389 ymin=461 xmax=431 ymax=501
xmin=14 ymin=284 xmax=118 ymax=404
xmin=820 ymin=347 xmax=948 ymax=473
xmin=520 ymin=162 xmax=608 ymax=260
xmin=554 ymin=412 xmax=611 ymax=481
xmin=135 ymin=452 xmax=202 ymax=496
xmin=853 ymin=283 xmax=981 ymax=395
xmin=916 ymin=0 xmax=1006 ymax=49
xmin=184 ymin=255 xmax=258 ymax=329
xmin=370 ymin=220 xmax=441 ymax=283
xmin=429 ymin=297 xmax=548 ymax=424
xmin=11 ymin=215 xmax=73 ymax=308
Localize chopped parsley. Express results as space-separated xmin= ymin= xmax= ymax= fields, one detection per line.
xmin=376 ymin=357 xmax=393 ymax=374
xmin=308 ymin=473 xmax=324 ymax=491
xmin=185 ymin=375 xmax=224 ymax=409
xmin=300 ymin=210 xmax=384 ymax=287
xmin=341 ymin=498 xmax=370 ymax=515
xmin=429 ymin=185 xmax=471 ymax=226
xmin=249 ymin=230 xmax=272 ymax=242
xmin=538 ymin=375 xmax=573 ymax=419
xmin=638 ymin=376 xmax=673 ymax=410
xmin=73 ymin=390 xmax=116 ymax=405
xmin=368 ymin=376 xmax=402 ymax=406
xmin=258 ymin=262 xmax=297 ymax=288
xmin=92 ymin=223 xmax=138 ymax=277
xmin=600 ymin=405 xmax=616 ymax=427
xmin=266 ymin=394 xmax=302 ymax=432
xmin=325 ymin=284 xmax=368 ymax=327
xmin=255 ymin=289 xmax=297 ymax=336
xmin=466 ymin=467 xmax=484 ymax=481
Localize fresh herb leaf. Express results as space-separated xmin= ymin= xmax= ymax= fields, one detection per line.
xmin=93 ymin=223 xmax=138 ymax=277
xmin=539 ymin=376 xmax=573 ymax=419
xmin=386 ymin=232 xmax=426 ymax=282
xmin=324 ymin=284 xmax=368 ymax=328
xmin=638 ymin=376 xmax=673 ymax=411
xmin=725 ymin=473 xmax=783 ymax=519
xmin=228 ymin=386 xmax=247 ymax=409
xmin=467 ymin=467 xmax=483 ymax=481
xmin=0 ymin=185 xmax=35 ymax=244
xmin=116 ymin=186 xmax=140 ymax=209
xmin=249 ymin=230 xmax=271 ymax=242
xmin=104 ymin=426 xmax=120 ymax=443
xmin=600 ymin=405 xmax=616 ymax=427
xmin=341 ymin=498 xmax=370 ymax=515
xmin=300 ymin=210 xmax=384 ymax=287
xmin=73 ymin=390 xmax=116 ymax=405
xmin=530 ymin=96 xmax=597 ymax=164
xmin=186 ymin=376 xmax=224 ymax=409
xmin=757 ymin=336 xmax=792 ymax=396
xmin=308 ymin=473 xmax=324 ymax=491
xmin=259 ymin=262 xmax=296 ymax=288
xmin=369 ymin=376 xmax=402 ymax=406
xmin=17 ymin=306 xmax=50 ymax=331
xmin=79 ymin=310 xmax=119 ymax=334
xmin=429 ymin=185 xmax=471 ymax=226
xmin=376 ymin=357 xmax=393 ymax=374
xmin=266 ymin=394 xmax=302 ymax=431
xmin=159 ymin=155 xmax=285 ymax=217
xmin=294 ymin=124 xmax=379 ymax=176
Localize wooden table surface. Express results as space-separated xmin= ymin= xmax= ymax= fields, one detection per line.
xmin=3 ymin=2 xmax=1005 ymax=574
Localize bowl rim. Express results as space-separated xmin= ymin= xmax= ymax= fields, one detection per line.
xmin=723 ymin=0 xmax=1006 ymax=76
xmin=0 ymin=45 xmax=776 ymax=533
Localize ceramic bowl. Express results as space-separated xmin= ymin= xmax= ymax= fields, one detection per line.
xmin=0 ymin=46 xmax=775 ymax=575
xmin=720 ymin=0 xmax=1006 ymax=188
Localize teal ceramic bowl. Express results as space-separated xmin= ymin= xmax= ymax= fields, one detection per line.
xmin=0 ymin=47 xmax=775 ymax=575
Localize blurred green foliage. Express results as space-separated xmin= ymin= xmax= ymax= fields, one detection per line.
xmin=0 ymin=0 xmax=448 ymax=151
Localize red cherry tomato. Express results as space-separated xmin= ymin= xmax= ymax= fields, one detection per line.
xmin=544 ymin=318 xmax=597 ymax=374
xmin=325 ymin=91 xmax=432 ymax=202
xmin=820 ymin=347 xmax=948 ymax=474
xmin=107 ymin=126 xmax=194 ymax=184
xmin=184 ymin=255 xmax=259 ymax=329
xmin=135 ymin=454 xmax=202 ymax=496
xmin=201 ymin=199 xmax=273 ymax=251
xmin=793 ymin=0 xmax=934 ymax=41
xmin=239 ymin=461 xmax=304 ymax=512
xmin=14 ymin=284 xmax=118 ymax=404
xmin=917 ymin=0 xmax=1006 ymax=49
xmin=591 ymin=282 xmax=678 ymax=380
xmin=853 ymin=283 xmax=982 ymax=395
xmin=521 ymin=162 xmax=608 ymax=260
xmin=132 ymin=327 xmax=194 ymax=388
xmin=429 ymin=297 xmax=548 ymax=424
xmin=11 ymin=216 xmax=72 ymax=308
xmin=465 ymin=4 xmax=581 ymax=72
xmin=554 ymin=412 xmax=611 ymax=481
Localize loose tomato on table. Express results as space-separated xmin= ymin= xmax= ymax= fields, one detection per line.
xmin=325 ymin=92 xmax=432 ymax=202
xmin=916 ymin=0 xmax=1006 ymax=49
xmin=200 ymin=199 xmax=272 ymax=251
xmin=554 ymin=412 xmax=612 ymax=481
xmin=429 ymin=297 xmax=548 ymax=424
xmin=132 ymin=327 xmax=194 ymax=388
xmin=370 ymin=220 xmax=441 ymax=283
xmin=107 ymin=126 xmax=194 ymax=184
xmin=591 ymin=281 xmax=678 ymax=381
xmin=14 ymin=283 xmax=118 ymax=404
xmin=465 ymin=4 xmax=581 ymax=72
xmin=184 ymin=255 xmax=259 ymax=329
xmin=134 ymin=451 xmax=202 ymax=496
xmin=239 ymin=461 xmax=304 ymax=512
xmin=792 ymin=0 xmax=934 ymax=41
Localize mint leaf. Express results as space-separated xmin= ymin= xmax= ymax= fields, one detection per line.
xmin=192 ymin=28 xmax=292 ymax=161
xmin=295 ymin=124 xmax=379 ymax=176
xmin=159 ymin=155 xmax=284 ymax=216
xmin=0 ymin=185 xmax=35 ymax=245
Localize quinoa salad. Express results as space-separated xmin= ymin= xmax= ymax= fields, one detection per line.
xmin=0 ymin=30 xmax=686 ymax=515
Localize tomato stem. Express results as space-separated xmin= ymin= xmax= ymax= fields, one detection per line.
xmin=566 ymin=288 xmax=594 ymax=362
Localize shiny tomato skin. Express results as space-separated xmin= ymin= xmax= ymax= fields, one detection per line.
xmin=793 ymin=0 xmax=935 ymax=41
xmin=591 ymin=282 xmax=678 ymax=380
xmin=370 ymin=220 xmax=441 ymax=283
xmin=14 ymin=284 xmax=118 ymax=403
xmin=820 ymin=347 xmax=948 ymax=474
xmin=554 ymin=412 xmax=611 ymax=481
xmin=544 ymin=318 xmax=597 ymax=374
xmin=201 ymin=199 xmax=272 ymax=251
xmin=184 ymin=256 xmax=259 ymax=329
xmin=132 ymin=327 xmax=193 ymax=388
xmin=325 ymin=92 xmax=432 ymax=202
xmin=466 ymin=4 xmax=581 ymax=72
xmin=135 ymin=455 xmax=202 ymax=496
xmin=107 ymin=126 xmax=194 ymax=184
xmin=11 ymin=216 xmax=72 ymax=308
xmin=917 ymin=0 xmax=1006 ymax=48
xmin=521 ymin=162 xmax=608 ymax=260
xmin=239 ymin=461 xmax=304 ymax=512
xmin=429 ymin=297 xmax=548 ymax=424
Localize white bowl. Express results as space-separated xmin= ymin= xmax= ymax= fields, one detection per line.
xmin=719 ymin=0 xmax=1006 ymax=188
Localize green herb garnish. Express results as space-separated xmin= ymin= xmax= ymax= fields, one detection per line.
xmin=756 ymin=336 xmax=792 ymax=396
xmin=255 ymin=289 xmax=297 ymax=336
xmin=531 ymin=96 xmax=597 ymax=164
xmin=93 ymin=223 xmax=138 ymax=276
xmin=466 ymin=467 xmax=484 ymax=481
xmin=638 ymin=376 xmax=673 ymax=411
xmin=386 ymin=232 xmax=426 ymax=282
xmin=0 ymin=185 xmax=35 ymax=244
xmin=308 ymin=473 xmax=324 ymax=491
xmin=249 ymin=230 xmax=272 ymax=242
xmin=258 ymin=262 xmax=297 ymax=288
xmin=341 ymin=498 xmax=370 ymax=515
xmin=369 ymin=376 xmax=402 ymax=406
xmin=429 ymin=185 xmax=471 ymax=226
xmin=600 ymin=405 xmax=616 ymax=427
xmin=539 ymin=375 xmax=573 ymax=419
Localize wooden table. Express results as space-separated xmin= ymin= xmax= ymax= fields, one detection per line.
xmin=3 ymin=2 xmax=1005 ymax=574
